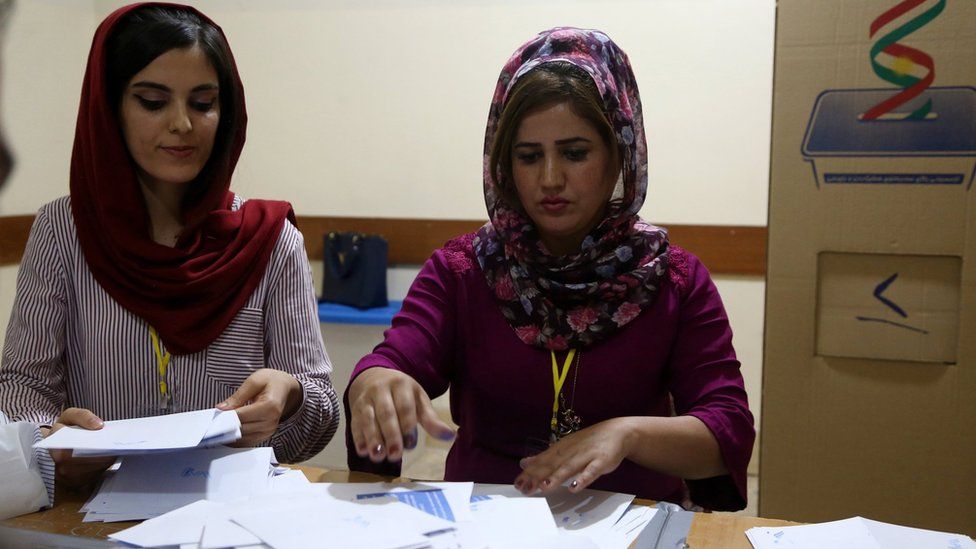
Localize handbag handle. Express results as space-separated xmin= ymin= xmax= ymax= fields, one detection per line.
xmin=325 ymin=232 xmax=362 ymax=279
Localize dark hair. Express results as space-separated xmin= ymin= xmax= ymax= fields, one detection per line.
xmin=106 ymin=6 xmax=238 ymax=192
xmin=489 ymin=62 xmax=620 ymax=207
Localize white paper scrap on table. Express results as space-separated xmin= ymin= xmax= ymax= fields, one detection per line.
xmin=230 ymin=498 xmax=453 ymax=549
xmin=746 ymin=516 xmax=976 ymax=549
xmin=861 ymin=517 xmax=976 ymax=549
xmin=270 ymin=468 xmax=313 ymax=492
xmin=470 ymin=482 xmax=634 ymax=545
xmin=599 ymin=504 xmax=658 ymax=549
xmin=746 ymin=517 xmax=882 ymax=548
xmin=460 ymin=496 xmax=559 ymax=548
xmin=319 ymin=481 xmax=474 ymax=522
xmin=85 ymin=447 xmax=275 ymax=520
xmin=109 ymin=499 xmax=213 ymax=547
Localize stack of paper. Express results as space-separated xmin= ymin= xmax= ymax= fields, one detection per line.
xmin=109 ymin=481 xmax=656 ymax=548
xmin=34 ymin=409 xmax=241 ymax=456
xmin=746 ymin=516 xmax=976 ymax=549
xmin=83 ymin=447 xmax=278 ymax=522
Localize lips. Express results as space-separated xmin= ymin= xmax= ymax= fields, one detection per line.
xmin=540 ymin=197 xmax=570 ymax=213
xmin=160 ymin=146 xmax=196 ymax=159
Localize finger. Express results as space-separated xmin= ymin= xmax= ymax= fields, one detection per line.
xmin=568 ymin=461 xmax=605 ymax=493
xmin=415 ymin=389 xmax=454 ymax=442
xmin=350 ymin=401 xmax=377 ymax=458
xmin=539 ymin=454 xmax=591 ymax=495
xmin=392 ymin=384 xmax=419 ymax=444
xmin=218 ymin=376 xmax=264 ymax=410
xmin=233 ymin=400 xmax=278 ymax=425
xmin=56 ymin=408 xmax=104 ymax=430
xmin=372 ymin=393 xmax=404 ymax=462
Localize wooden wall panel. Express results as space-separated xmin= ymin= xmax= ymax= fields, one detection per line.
xmin=1 ymin=215 xmax=767 ymax=275
xmin=0 ymin=215 xmax=34 ymax=266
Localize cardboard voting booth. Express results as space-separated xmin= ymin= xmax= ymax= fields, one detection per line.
xmin=762 ymin=0 xmax=975 ymax=536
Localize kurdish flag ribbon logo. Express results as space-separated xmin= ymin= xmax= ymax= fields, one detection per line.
xmin=864 ymin=0 xmax=946 ymax=120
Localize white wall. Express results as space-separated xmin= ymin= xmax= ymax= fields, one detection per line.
xmin=1 ymin=0 xmax=772 ymax=472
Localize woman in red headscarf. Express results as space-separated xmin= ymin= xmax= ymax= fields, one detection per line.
xmin=0 ymin=3 xmax=338 ymax=492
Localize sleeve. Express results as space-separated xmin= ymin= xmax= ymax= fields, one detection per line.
xmin=344 ymin=250 xmax=459 ymax=475
xmin=0 ymin=206 xmax=68 ymax=427
xmin=666 ymin=252 xmax=755 ymax=511
xmin=263 ymin=227 xmax=340 ymax=463
xmin=0 ymin=420 xmax=53 ymax=518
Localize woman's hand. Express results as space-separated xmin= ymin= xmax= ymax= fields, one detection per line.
xmin=45 ymin=408 xmax=116 ymax=489
xmin=348 ymin=367 xmax=455 ymax=463
xmin=217 ymin=368 xmax=303 ymax=446
xmin=514 ymin=417 xmax=634 ymax=495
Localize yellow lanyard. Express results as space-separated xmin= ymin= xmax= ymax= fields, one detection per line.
xmin=550 ymin=349 xmax=576 ymax=432
xmin=149 ymin=326 xmax=171 ymax=409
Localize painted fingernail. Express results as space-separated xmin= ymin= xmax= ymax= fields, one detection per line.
xmin=373 ymin=444 xmax=384 ymax=455
xmin=514 ymin=479 xmax=524 ymax=490
xmin=542 ymin=479 xmax=551 ymax=487
xmin=570 ymin=480 xmax=579 ymax=488
xmin=404 ymin=430 xmax=417 ymax=450
xmin=437 ymin=431 xmax=456 ymax=441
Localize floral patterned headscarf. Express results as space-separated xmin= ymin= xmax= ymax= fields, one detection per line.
xmin=472 ymin=27 xmax=669 ymax=351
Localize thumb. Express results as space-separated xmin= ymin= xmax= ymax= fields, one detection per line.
xmin=416 ymin=392 xmax=455 ymax=442
xmin=218 ymin=376 xmax=263 ymax=410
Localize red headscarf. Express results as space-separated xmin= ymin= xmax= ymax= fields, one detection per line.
xmin=70 ymin=2 xmax=294 ymax=355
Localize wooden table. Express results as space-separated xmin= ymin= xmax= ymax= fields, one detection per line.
xmin=2 ymin=466 xmax=797 ymax=548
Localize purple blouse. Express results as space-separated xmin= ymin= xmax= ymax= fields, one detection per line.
xmin=346 ymin=235 xmax=754 ymax=510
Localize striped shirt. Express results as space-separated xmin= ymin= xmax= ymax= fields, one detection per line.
xmin=0 ymin=197 xmax=340 ymax=481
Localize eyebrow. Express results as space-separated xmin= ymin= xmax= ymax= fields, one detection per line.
xmin=131 ymin=81 xmax=219 ymax=93
xmin=513 ymin=137 xmax=592 ymax=148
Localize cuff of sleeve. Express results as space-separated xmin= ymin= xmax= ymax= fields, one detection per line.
xmin=277 ymin=381 xmax=308 ymax=431
xmin=685 ymin=409 xmax=751 ymax=511
xmin=31 ymin=427 xmax=55 ymax=507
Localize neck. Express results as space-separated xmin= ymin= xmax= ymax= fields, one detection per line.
xmin=540 ymin=234 xmax=583 ymax=257
xmin=139 ymin=177 xmax=187 ymax=247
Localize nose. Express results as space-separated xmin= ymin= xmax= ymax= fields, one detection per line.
xmin=540 ymin=155 xmax=564 ymax=190
xmin=168 ymin=104 xmax=192 ymax=134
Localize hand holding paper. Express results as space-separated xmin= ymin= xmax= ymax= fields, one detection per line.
xmin=45 ymin=407 xmax=115 ymax=488
xmin=217 ymin=368 xmax=303 ymax=446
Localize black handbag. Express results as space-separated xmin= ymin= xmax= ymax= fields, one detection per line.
xmin=321 ymin=232 xmax=389 ymax=309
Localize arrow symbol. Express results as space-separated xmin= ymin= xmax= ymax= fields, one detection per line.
xmin=873 ymin=273 xmax=907 ymax=318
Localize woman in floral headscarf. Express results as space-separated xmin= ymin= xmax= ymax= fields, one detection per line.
xmin=347 ymin=28 xmax=754 ymax=509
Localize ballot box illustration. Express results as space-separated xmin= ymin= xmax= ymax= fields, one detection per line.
xmin=802 ymin=87 xmax=976 ymax=188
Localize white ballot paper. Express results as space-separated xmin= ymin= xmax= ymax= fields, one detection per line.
xmin=84 ymin=447 xmax=275 ymax=521
xmin=35 ymin=409 xmax=241 ymax=456
xmin=231 ymin=498 xmax=455 ymax=549
xmin=320 ymin=481 xmax=475 ymax=523
xmin=746 ymin=516 xmax=976 ymax=549
xmin=471 ymin=483 xmax=635 ymax=546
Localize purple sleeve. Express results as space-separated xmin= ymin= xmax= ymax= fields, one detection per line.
xmin=344 ymin=250 xmax=457 ymax=474
xmin=667 ymin=252 xmax=755 ymax=511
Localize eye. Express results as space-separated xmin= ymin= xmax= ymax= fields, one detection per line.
xmin=135 ymin=95 xmax=166 ymax=111
xmin=563 ymin=148 xmax=589 ymax=162
xmin=515 ymin=151 xmax=542 ymax=164
xmin=190 ymin=100 xmax=217 ymax=113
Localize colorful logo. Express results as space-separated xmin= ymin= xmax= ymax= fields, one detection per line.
xmin=864 ymin=0 xmax=945 ymax=120
xmin=801 ymin=0 xmax=975 ymax=189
